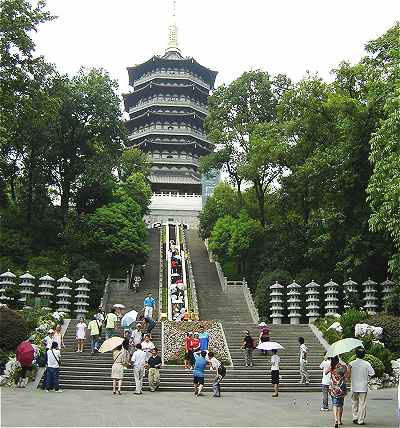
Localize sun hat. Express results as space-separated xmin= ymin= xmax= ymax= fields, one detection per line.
xmin=48 ymin=329 xmax=55 ymax=333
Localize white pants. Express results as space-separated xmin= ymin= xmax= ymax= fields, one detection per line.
xmin=144 ymin=306 xmax=153 ymax=319
xmin=352 ymin=392 xmax=368 ymax=424
xmin=133 ymin=367 xmax=145 ymax=393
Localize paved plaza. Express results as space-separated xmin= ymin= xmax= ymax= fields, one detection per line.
xmin=1 ymin=387 xmax=398 ymax=427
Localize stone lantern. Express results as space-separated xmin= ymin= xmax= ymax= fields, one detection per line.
xmin=74 ymin=276 xmax=91 ymax=319
xmin=287 ymin=281 xmax=302 ymax=324
xmin=324 ymin=279 xmax=339 ymax=316
xmin=343 ymin=278 xmax=358 ymax=309
xmin=0 ymin=270 xmax=16 ymax=306
xmin=305 ymin=281 xmax=320 ymax=323
xmin=56 ymin=275 xmax=73 ymax=314
xmin=363 ymin=278 xmax=378 ymax=315
xmin=270 ymin=281 xmax=284 ymax=324
xmin=381 ymin=278 xmax=395 ymax=304
xmin=19 ymin=271 xmax=36 ymax=309
xmin=38 ymin=273 xmax=55 ymax=310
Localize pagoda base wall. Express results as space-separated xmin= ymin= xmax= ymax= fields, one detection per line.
xmin=146 ymin=209 xmax=200 ymax=229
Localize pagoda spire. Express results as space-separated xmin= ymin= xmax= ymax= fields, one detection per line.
xmin=165 ymin=0 xmax=181 ymax=55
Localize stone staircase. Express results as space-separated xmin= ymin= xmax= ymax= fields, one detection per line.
xmin=59 ymin=320 xmax=162 ymax=390
xmin=186 ymin=229 xmax=326 ymax=392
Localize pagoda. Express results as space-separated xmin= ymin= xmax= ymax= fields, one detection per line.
xmin=123 ymin=3 xmax=218 ymax=226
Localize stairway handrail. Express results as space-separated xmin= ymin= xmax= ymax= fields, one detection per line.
xmin=242 ymin=278 xmax=260 ymax=324
xmin=182 ymin=229 xmax=199 ymax=319
xmin=219 ymin=322 xmax=234 ymax=367
xmin=101 ymin=275 xmax=111 ymax=311
xmin=158 ymin=227 xmax=164 ymax=321
xmin=215 ymin=261 xmax=228 ymax=292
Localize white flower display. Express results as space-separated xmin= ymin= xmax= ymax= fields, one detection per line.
xmin=327 ymin=321 xmax=343 ymax=333
xmin=4 ymin=358 xmax=21 ymax=380
xmin=355 ymin=323 xmax=383 ymax=338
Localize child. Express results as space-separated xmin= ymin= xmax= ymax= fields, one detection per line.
xmin=271 ymin=349 xmax=280 ymax=397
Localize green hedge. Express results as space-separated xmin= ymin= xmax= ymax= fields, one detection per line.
xmin=323 ymin=328 xmax=342 ymax=344
xmin=340 ymin=309 xmax=369 ymax=338
xmin=365 ymin=314 xmax=400 ymax=355
xmin=0 ymin=308 xmax=30 ymax=352
xmin=347 ymin=354 xmax=384 ymax=378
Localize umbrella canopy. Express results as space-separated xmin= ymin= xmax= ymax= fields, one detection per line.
xmin=121 ymin=310 xmax=138 ymax=327
xmin=258 ymin=322 xmax=267 ymax=327
xmin=98 ymin=337 xmax=124 ymax=353
xmin=257 ymin=341 xmax=285 ymax=351
xmin=326 ymin=338 xmax=364 ymax=357
xmin=16 ymin=341 xmax=35 ymax=366
xmin=113 ymin=303 xmax=126 ymax=309
xmin=171 ymin=273 xmax=180 ymax=277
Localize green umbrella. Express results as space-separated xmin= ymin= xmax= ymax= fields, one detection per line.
xmin=326 ymin=338 xmax=364 ymax=357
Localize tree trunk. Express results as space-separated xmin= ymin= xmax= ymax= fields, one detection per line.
xmin=254 ymin=181 xmax=266 ymax=228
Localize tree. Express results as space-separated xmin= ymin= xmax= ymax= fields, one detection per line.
xmin=118 ymin=147 xmax=152 ymax=181
xmin=203 ymin=71 xmax=289 ymax=199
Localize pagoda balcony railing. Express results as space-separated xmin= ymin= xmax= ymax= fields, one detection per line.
xmin=152 ymin=157 xmax=199 ymax=167
xmin=128 ymin=127 xmax=209 ymax=143
xmin=134 ymin=71 xmax=210 ymax=90
xmin=129 ymin=98 xmax=208 ymax=115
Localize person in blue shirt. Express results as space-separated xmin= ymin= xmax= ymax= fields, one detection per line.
xmin=193 ymin=350 xmax=208 ymax=396
xmin=198 ymin=325 xmax=209 ymax=351
xmin=143 ymin=293 xmax=156 ymax=319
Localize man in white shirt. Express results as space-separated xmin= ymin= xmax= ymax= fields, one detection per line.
xmin=131 ymin=343 xmax=147 ymax=394
xmin=320 ymin=354 xmax=331 ymax=411
xmin=207 ymin=351 xmax=226 ymax=398
xmin=349 ymin=347 xmax=375 ymax=425
xmin=298 ymin=337 xmax=310 ymax=384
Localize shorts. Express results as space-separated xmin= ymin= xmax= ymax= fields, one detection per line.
xmin=271 ymin=370 xmax=280 ymax=385
xmin=193 ymin=376 xmax=204 ymax=385
xmin=331 ymin=396 xmax=344 ymax=407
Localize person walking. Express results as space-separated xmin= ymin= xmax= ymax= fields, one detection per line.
xmin=130 ymin=324 xmax=143 ymax=353
xmin=144 ymin=315 xmax=156 ymax=335
xmin=325 ymin=355 xmax=349 ymax=428
xmin=105 ymin=308 xmax=118 ymax=339
xmin=131 ymin=343 xmax=147 ymax=395
xmin=53 ymin=325 xmax=65 ymax=351
xmin=271 ymin=349 xmax=280 ymax=397
xmin=87 ymin=315 xmax=101 ymax=354
xmin=75 ymin=317 xmax=87 ymax=353
xmin=111 ymin=344 xmax=129 ymax=395
xmin=143 ymin=293 xmax=156 ymax=319
xmin=193 ymin=350 xmax=208 ymax=396
xmin=242 ymin=330 xmax=254 ymax=367
xmin=198 ymin=325 xmax=209 ymax=351
xmin=349 ymin=347 xmax=375 ymax=425
xmin=141 ymin=334 xmax=155 ymax=361
xmin=43 ymin=329 xmax=55 ymax=350
xmin=16 ymin=339 xmax=34 ymax=388
xmin=207 ymin=351 xmax=226 ymax=398
xmin=45 ymin=342 xmax=62 ymax=392
xmin=147 ymin=348 xmax=162 ymax=392
xmin=298 ymin=337 xmax=310 ymax=384
xmin=320 ymin=353 xmax=331 ymax=411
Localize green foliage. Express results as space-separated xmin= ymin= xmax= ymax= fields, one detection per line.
xmin=384 ymin=285 xmax=400 ymax=316
xmin=0 ymin=307 xmax=29 ymax=351
xmin=347 ymin=354 xmax=384 ymax=378
xmin=119 ymin=147 xmax=152 ymax=181
xmin=365 ymin=314 xmax=400 ymax=355
xmin=323 ymin=328 xmax=343 ymax=345
xmin=340 ymin=309 xmax=369 ymax=338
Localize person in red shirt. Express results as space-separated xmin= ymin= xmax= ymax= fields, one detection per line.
xmin=184 ymin=332 xmax=193 ymax=370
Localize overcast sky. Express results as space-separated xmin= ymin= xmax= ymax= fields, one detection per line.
xmin=33 ymin=0 xmax=399 ymax=97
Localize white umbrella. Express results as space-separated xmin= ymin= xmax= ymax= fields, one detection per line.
xmin=258 ymin=322 xmax=267 ymax=327
xmin=98 ymin=337 xmax=124 ymax=353
xmin=121 ymin=309 xmax=138 ymax=327
xmin=257 ymin=341 xmax=285 ymax=351
xmin=113 ymin=303 xmax=126 ymax=309
xmin=326 ymin=338 xmax=364 ymax=357
xmin=171 ymin=273 xmax=180 ymax=277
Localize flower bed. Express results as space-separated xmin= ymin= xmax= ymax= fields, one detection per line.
xmin=163 ymin=320 xmax=230 ymax=365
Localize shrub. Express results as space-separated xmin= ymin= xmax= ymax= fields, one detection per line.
xmin=314 ymin=316 xmax=338 ymax=333
xmin=384 ymin=285 xmax=400 ymax=316
xmin=0 ymin=308 xmax=30 ymax=352
xmin=347 ymin=354 xmax=385 ymax=378
xmin=368 ymin=343 xmax=395 ymax=375
xmin=365 ymin=314 xmax=400 ymax=355
xmin=340 ymin=308 xmax=369 ymax=338
xmin=323 ymin=328 xmax=342 ymax=345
